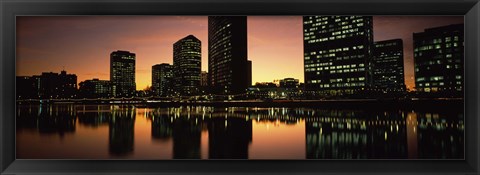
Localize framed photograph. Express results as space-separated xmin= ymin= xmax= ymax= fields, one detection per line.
xmin=1 ymin=0 xmax=479 ymax=174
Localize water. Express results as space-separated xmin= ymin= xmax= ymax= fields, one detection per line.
xmin=16 ymin=104 xmax=464 ymax=159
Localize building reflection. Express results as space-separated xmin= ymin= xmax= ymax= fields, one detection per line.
xmin=208 ymin=117 xmax=252 ymax=159
xmin=149 ymin=107 xmax=203 ymax=159
xmin=305 ymin=110 xmax=369 ymax=159
xmin=416 ymin=112 xmax=464 ymax=158
xmin=16 ymin=104 xmax=464 ymax=159
xmin=148 ymin=107 xmax=253 ymax=159
xmin=17 ymin=104 xmax=76 ymax=137
xmin=172 ymin=116 xmax=202 ymax=159
xmin=77 ymin=105 xmax=112 ymax=127
xmin=305 ymin=109 xmax=464 ymax=159
xmin=364 ymin=110 xmax=407 ymax=159
xmin=109 ymin=106 xmax=135 ymax=156
xmin=150 ymin=111 xmax=173 ymax=141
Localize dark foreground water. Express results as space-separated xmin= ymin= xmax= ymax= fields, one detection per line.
xmin=16 ymin=104 xmax=464 ymax=159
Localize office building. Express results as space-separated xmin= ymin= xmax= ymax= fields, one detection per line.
xmin=17 ymin=70 xmax=77 ymax=99
xmin=152 ymin=63 xmax=174 ymax=97
xmin=110 ymin=50 xmax=136 ymax=97
xmin=279 ymin=78 xmax=300 ymax=89
xmin=373 ymin=39 xmax=406 ymax=92
xmin=38 ymin=70 xmax=77 ymax=99
xmin=303 ymin=16 xmax=374 ymax=96
xmin=16 ymin=76 xmax=38 ymax=99
xmin=208 ymin=16 xmax=252 ymax=95
xmin=413 ymin=24 xmax=464 ymax=94
xmin=79 ymin=79 xmax=112 ymax=98
xmin=173 ymin=35 xmax=202 ymax=96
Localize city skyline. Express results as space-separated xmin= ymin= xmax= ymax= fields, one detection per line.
xmin=16 ymin=16 xmax=463 ymax=90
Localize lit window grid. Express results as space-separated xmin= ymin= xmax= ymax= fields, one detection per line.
xmin=173 ymin=36 xmax=202 ymax=95
xmin=110 ymin=51 xmax=136 ymax=97
xmin=413 ymin=27 xmax=463 ymax=92
xmin=372 ymin=39 xmax=405 ymax=91
xmin=304 ymin=16 xmax=373 ymax=93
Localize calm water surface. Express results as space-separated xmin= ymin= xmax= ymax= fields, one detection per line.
xmin=16 ymin=104 xmax=464 ymax=159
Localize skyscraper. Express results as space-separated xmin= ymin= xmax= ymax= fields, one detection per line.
xmin=173 ymin=35 xmax=201 ymax=96
xmin=208 ymin=16 xmax=251 ymax=95
xmin=413 ymin=24 xmax=464 ymax=95
xmin=303 ymin=16 xmax=374 ymax=96
xmin=110 ymin=50 xmax=136 ymax=97
xmin=373 ymin=39 xmax=406 ymax=92
xmin=152 ymin=63 xmax=174 ymax=97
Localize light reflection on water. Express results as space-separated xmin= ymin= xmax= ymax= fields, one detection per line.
xmin=16 ymin=104 xmax=464 ymax=159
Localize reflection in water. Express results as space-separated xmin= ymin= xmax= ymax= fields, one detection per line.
xmin=172 ymin=115 xmax=202 ymax=159
xmin=17 ymin=104 xmax=76 ymax=138
xmin=109 ymin=106 xmax=135 ymax=156
xmin=151 ymin=110 xmax=173 ymax=140
xmin=16 ymin=104 xmax=464 ymax=159
xmin=305 ymin=109 xmax=463 ymax=159
xmin=416 ymin=112 xmax=464 ymax=158
xmin=208 ymin=117 xmax=252 ymax=159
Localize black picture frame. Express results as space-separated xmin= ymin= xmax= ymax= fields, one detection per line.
xmin=1 ymin=0 xmax=479 ymax=174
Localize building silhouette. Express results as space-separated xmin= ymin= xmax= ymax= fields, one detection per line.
xmin=279 ymin=78 xmax=300 ymax=89
xmin=17 ymin=70 xmax=77 ymax=99
xmin=208 ymin=117 xmax=252 ymax=159
xmin=16 ymin=76 xmax=39 ymax=99
xmin=110 ymin=50 xmax=136 ymax=97
xmin=173 ymin=35 xmax=202 ymax=96
xmin=78 ymin=78 xmax=112 ymax=98
xmin=16 ymin=70 xmax=77 ymax=99
xmin=208 ymin=16 xmax=252 ymax=95
xmin=303 ymin=16 xmax=374 ymax=97
xmin=413 ymin=24 xmax=464 ymax=95
xmin=152 ymin=63 xmax=174 ymax=97
xmin=372 ymin=39 xmax=406 ymax=92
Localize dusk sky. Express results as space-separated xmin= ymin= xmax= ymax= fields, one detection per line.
xmin=16 ymin=16 xmax=463 ymax=90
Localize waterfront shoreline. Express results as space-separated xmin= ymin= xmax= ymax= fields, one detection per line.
xmin=16 ymin=98 xmax=464 ymax=110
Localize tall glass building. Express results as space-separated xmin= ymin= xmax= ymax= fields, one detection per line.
xmin=413 ymin=24 xmax=464 ymax=94
xmin=110 ymin=50 xmax=136 ymax=97
xmin=173 ymin=35 xmax=201 ymax=96
xmin=303 ymin=16 xmax=374 ymax=96
xmin=152 ymin=63 xmax=173 ymax=97
xmin=373 ymin=39 xmax=406 ymax=92
xmin=208 ymin=16 xmax=251 ymax=95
